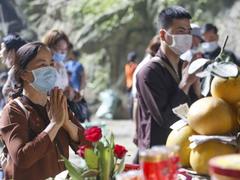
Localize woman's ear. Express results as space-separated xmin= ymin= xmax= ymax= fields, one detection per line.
xmin=20 ymin=71 xmax=34 ymax=83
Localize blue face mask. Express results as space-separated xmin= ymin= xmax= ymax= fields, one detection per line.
xmin=31 ymin=66 xmax=57 ymax=94
xmin=52 ymin=52 xmax=66 ymax=62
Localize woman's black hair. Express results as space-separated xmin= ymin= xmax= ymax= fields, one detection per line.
xmin=2 ymin=34 xmax=26 ymax=52
xmin=10 ymin=42 xmax=46 ymax=98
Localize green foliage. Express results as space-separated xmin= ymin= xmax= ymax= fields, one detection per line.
xmin=62 ymin=128 xmax=126 ymax=180
xmin=99 ymin=147 xmax=114 ymax=180
xmin=81 ymin=49 xmax=111 ymax=94
xmin=16 ymin=0 xmax=238 ymax=93
xmin=85 ymin=149 xmax=99 ymax=169
xmin=61 ymin=156 xmax=83 ymax=180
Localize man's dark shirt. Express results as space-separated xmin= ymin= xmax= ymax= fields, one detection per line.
xmin=136 ymin=49 xmax=197 ymax=149
xmin=203 ymin=46 xmax=240 ymax=66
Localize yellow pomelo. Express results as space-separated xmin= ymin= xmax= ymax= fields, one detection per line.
xmin=211 ymin=76 xmax=240 ymax=104
xmin=187 ymin=97 xmax=237 ymax=135
xmin=190 ymin=141 xmax=237 ymax=175
xmin=166 ymin=125 xmax=197 ymax=167
xmin=229 ymin=104 xmax=240 ymax=132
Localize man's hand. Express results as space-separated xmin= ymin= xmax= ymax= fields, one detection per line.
xmin=179 ymin=62 xmax=199 ymax=95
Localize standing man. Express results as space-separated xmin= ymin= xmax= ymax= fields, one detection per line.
xmin=136 ymin=6 xmax=199 ymax=149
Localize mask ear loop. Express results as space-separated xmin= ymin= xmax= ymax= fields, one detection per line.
xmin=163 ymin=30 xmax=175 ymax=47
xmin=19 ymin=68 xmax=36 ymax=86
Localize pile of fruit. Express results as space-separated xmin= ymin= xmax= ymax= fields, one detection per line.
xmin=166 ymin=76 xmax=240 ymax=175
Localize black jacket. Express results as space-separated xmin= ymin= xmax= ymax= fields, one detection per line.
xmin=136 ymin=50 xmax=197 ymax=149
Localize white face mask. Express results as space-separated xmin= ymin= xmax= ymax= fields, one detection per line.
xmin=201 ymin=41 xmax=219 ymax=53
xmin=167 ymin=32 xmax=192 ymax=55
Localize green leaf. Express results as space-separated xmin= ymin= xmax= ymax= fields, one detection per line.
xmin=97 ymin=141 xmax=105 ymax=151
xmin=110 ymin=133 xmax=115 ymax=149
xmin=113 ymin=158 xmax=125 ymax=177
xmin=85 ymin=149 xmax=99 ymax=169
xmin=99 ymin=147 xmax=114 ymax=180
xmin=81 ymin=169 xmax=99 ymax=177
xmin=61 ymin=156 xmax=83 ymax=180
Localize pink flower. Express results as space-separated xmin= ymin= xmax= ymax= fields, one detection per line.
xmin=84 ymin=126 xmax=102 ymax=142
xmin=114 ymin=144 xmax=128 ymax=159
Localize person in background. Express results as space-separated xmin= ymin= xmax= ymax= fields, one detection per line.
xmin=180 ymin=24 xmax=203 ymax=98
xmin=136 ymin=6 xmax=200 ymax=150
xmin=0 ymin=72 xmax=8 ymax=109
xmin=125 ymin=52 xmax=138 ymax=92
xmin=0 ymin=34 xmax=26 ymax=68
xmin=189 ymin=24 xmax=203 ymax=98
xmin=65 ymin=44 xmax=86 ymax=94
xmin=191 ymin=24 xmax=203 ymax=50
xmin=180 ymin=23 xmax=203 ymax=62
xmin=42 ymin=29 xmax=69 ymax=90
xmin=0 ymin=42 xmax=89 ymax=179
xmin=131 ymin=35 xmax=160 ymax=101
xmin=125 ymin=52 xmax=138 ymax=118
xmin=0 ymin=34 xmax=26 ymax=100
xmin=64 ymin=45 xmax=90 ymax=122
xmin=201 ymin=23 xmax=239 ymax=65
xmin=132 ymin=35 xmax=160 ymax=164
xmin=132 ymin=35 xmax=160 ymax=134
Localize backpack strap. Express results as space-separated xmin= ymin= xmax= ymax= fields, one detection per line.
xmin=151 ymin=56 xmax=180 ymax=84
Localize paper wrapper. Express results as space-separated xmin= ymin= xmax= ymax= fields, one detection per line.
xmin=172 ymin=103 xmax=189 ymax=120
xmin=170 ymin=103 xmax=189 ymax=130
xmin=188 ymin=135 xmax=239 ymax=149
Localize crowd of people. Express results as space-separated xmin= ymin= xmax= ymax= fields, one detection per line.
xmin=125 ymin=6 xmax=238 ymax=163
xmin=0 ymin=30 xmax=89 ymax=179
xmin=0 ymin=4 xmax=238 ymax=180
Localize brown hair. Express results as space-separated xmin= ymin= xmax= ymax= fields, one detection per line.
xmin=145 ymin=35 xmax=161 ymax=56
xmin=42 ymin=29 xmax=70 ymax=50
